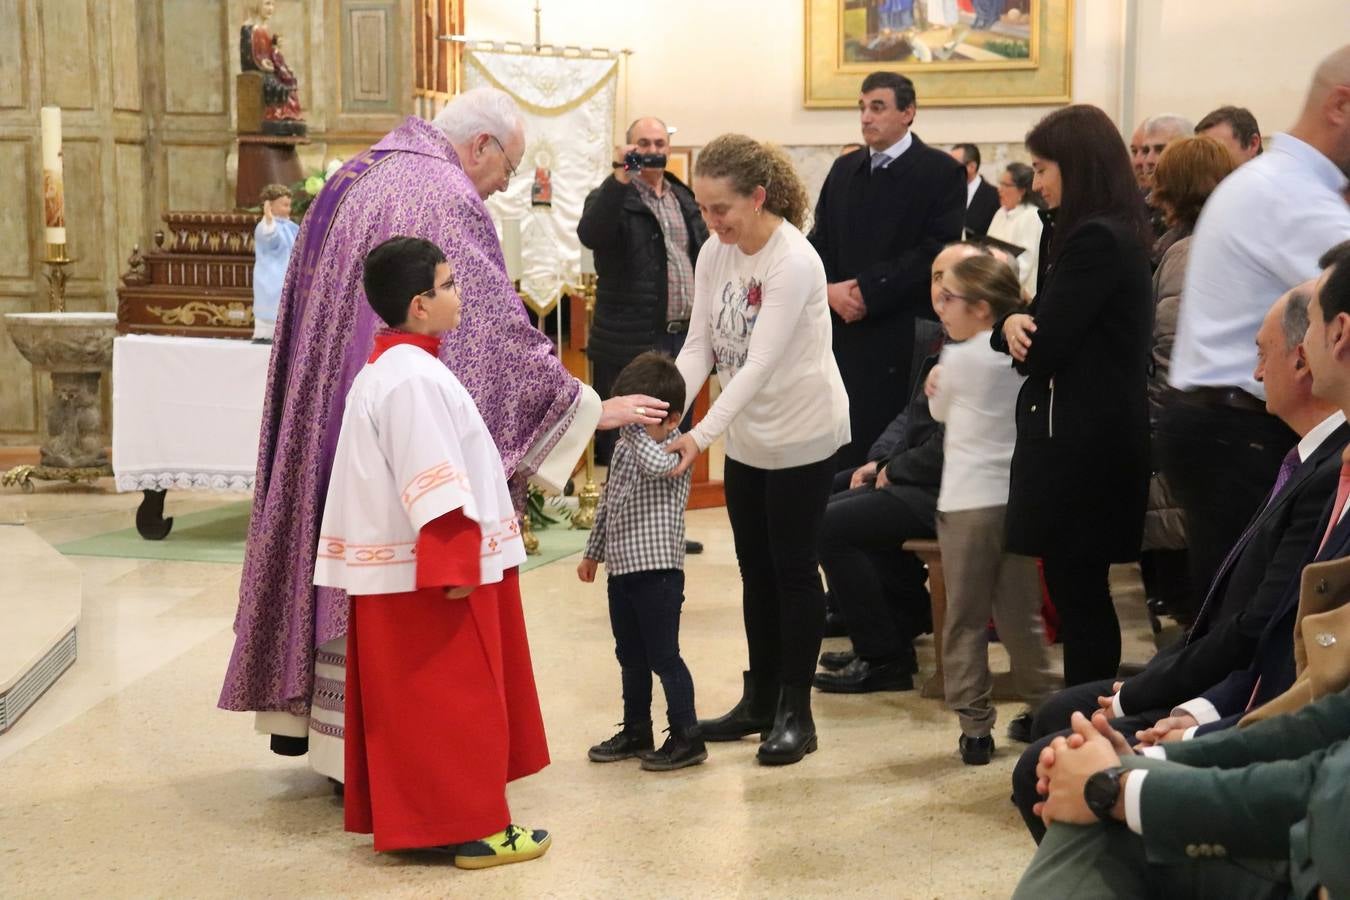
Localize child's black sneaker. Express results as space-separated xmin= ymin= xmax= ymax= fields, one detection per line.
xmin=959 ymin=733 xmax=995 ymax=766
xmin=587 ymin=723 xmax=654 ymax=762
xmin=640 ymin=724 xmax=707 ymax=771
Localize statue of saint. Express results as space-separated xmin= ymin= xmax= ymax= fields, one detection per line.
xmin=241 ymin=0 xmax=306 ymax=136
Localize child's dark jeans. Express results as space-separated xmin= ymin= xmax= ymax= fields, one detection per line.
xmin=608 ymin=569 xmax=696 ymax=729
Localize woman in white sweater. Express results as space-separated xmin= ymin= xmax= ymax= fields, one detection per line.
xmin=986 ymin=162 xmax=1045 ymax=298
xmin=667 ymin=134 xmax=850 ymax=766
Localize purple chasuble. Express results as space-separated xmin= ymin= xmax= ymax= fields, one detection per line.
xmin=219 ymin=116 xmax=580 ymax=716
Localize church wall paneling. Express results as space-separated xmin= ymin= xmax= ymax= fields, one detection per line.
xmin=38 ymin=0 xmax=96 ymax=111
xmin=0 ymin=0 xmax=28 ymax=110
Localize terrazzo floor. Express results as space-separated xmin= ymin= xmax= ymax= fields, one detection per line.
xmin=0 ymin=480 xmax=1157 ymax=898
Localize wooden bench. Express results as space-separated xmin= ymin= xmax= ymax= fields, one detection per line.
xmin=902 ymin=539 xmax=947 ymax=700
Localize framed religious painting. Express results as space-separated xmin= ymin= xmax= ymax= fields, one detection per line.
xmin=804 ymin=0 xmax=1072 ymax=108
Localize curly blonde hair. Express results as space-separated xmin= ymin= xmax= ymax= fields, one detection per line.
xmin=694 ymin=134 xmax=808 ymax=229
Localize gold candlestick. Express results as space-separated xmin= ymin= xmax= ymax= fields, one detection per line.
xmin=572 ymin=271 xmax=602 ymax=529
xmin=43 ymin=243 xmax=73 ymax=313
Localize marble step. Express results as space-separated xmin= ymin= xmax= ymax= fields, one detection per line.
xmin=0 ymin=524 xmax=81 ymax=733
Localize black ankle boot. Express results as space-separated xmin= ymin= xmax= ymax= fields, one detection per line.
xmin=757 ymin=684 xmax=818 ymax=765
xmin=587 ymin=721 xmax=654 ymax=762
xmin=640 ymin=723 xmax=708 ymax=771
xmin=698 ymin=671 xmax=775 ymax=741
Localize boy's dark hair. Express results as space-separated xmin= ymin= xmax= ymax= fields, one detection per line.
xmin=860 ymin=71 xmax=916 ymax=110
xmin=611 ymin=351 xmax=685 ymax=422
xmin=1318 ymin=239 xmax=1350 ymax=272
xmin=1319 ymin=256 xmax=1350 ymax=323
xmin=362 ymin=236 xmax=446 ymax=328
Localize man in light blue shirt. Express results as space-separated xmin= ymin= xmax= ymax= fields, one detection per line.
xmin=1159 ymin=45 xmax=1350 ymax=615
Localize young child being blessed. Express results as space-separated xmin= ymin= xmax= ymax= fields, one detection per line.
xmin=924 ymin=249 xmax=1054 ymax=766
xmin=313 ymin=235 xmax=551 ymax=868
xmin=577 ymin=351 xmax=704 ymax=772
xmin=251 ymin=183 xmax=299 ymax=343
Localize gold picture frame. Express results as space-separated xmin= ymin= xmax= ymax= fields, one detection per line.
xmin=804 ymin=0 xmax=1073 ymax=108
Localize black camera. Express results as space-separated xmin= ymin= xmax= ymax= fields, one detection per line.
xmin=623 ymin=150 xmax=668 ymax=172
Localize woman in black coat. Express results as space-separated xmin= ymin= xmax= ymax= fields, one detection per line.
xmin=991 ymin=105 xmax=1153 ymax=686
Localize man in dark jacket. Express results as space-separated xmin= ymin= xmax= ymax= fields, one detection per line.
xmin=950 ymin=142 xmax=1000 ymax=238
xmin=577 ymin=116 xmax=708 ymax=466
xmin=808 ymin=71 xmax=965 ymax=470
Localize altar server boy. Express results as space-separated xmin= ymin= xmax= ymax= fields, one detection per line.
xmin=313 ymin=236 xmax=551 ymax=868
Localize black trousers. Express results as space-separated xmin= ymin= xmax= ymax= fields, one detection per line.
xmin=1155 ymin=399 xmax=1295 ymax=617
xmin=1041 ymin=553 xmax=1121 ymax=686
xmin=592 ymin=331 xmax=690 ymax=466
xmin=1011 ymin=678 xmax=1168 ymax=842
xmin=818 ymin=484 xmax=933 ymax=667
xmin=723 ymin=455 xmax=836 ymax=690
xmin=608 ymin=569 xmax=696 ymax=729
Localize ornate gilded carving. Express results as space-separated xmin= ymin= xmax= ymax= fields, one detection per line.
xmin=145 ymin=301 xmax=255 ymax=328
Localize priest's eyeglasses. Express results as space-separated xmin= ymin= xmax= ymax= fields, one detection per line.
xmin=489 ymin=135 xmax=518 ymax=182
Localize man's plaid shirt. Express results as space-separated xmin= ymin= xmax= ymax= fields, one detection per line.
xmin=632 ymin=176 xmax=695 ymax=323
xmin=583 ymin=425 xmax=691 ymax=576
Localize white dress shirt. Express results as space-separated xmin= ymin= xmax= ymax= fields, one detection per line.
xmin=1170 ymin=133 xmax=1350 ymax=397
xmin=869 ymin=131 xmax=913 ymax=170
xmin=965 ymin=175 xmax=981 ymax=208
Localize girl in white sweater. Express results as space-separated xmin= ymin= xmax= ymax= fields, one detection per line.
xmin=925 ymin=252 xmax=1053 ymax=765
xmin=667 ymin=134 xmax=850 ymax=766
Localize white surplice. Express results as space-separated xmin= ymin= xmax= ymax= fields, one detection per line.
xmin=313 ymin=342 xmax=525 ymax=594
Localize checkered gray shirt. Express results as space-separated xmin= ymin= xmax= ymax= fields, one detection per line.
xmin=583 ymin=425 xmax=691 ymax=576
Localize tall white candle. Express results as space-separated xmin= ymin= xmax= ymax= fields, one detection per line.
xmin=579 ymin=245 xmax=595 ymax=276
xmin=40 ymin=106 xmax=66 ymax=246
xmin=501 ymin=218 xmax=523 ymax=282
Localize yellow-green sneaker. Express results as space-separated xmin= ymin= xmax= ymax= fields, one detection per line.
xmin=453 ymin=824 xmax=551 ymax=870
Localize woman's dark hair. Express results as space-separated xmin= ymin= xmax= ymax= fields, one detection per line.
xmin=611 ymin=351 xmax=686 ymax=418
xmin=361 ymin=236 xmax=447 ymax=328
xmin=1024 ymin=104 xmax=1150 ymax=261
xmin=1004 ymin=162 xmax=1045 ymax=209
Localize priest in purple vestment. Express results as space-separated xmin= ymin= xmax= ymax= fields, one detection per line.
xmin=219 ymin=88 xmax=669 ymax=779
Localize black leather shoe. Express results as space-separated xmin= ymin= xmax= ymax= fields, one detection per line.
xmin=757 ymin=685 xmax=817 ymax=765
xmin=1006 ymin=711 xmax=1035 ymax=744
xmin=685 ymin=539 xmax=704 ymax=554
xmin=587 ymin=723 xmax=654 ymax=762
xmin=813 ymin=658 xmax=914 ymax=693
xmin=818 ymin=649 xmax=857 ymax=671
xmin=959 ymin=733 xmax=995 ymax=766
xmin=641 ymin=724 xmax=708 ymax=771
xmin=698 ymin=671 xmax=775 ymax=741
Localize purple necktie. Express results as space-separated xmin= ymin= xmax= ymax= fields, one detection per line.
xmin=1188 ymin=447 xmax=1300 ymax=639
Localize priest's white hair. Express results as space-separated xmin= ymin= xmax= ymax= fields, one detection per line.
xmin=432 ymin=87 xmax=525 ymax=144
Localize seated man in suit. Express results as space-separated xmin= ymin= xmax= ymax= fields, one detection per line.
xmin=1013 ymin=693 xmax=1350 ymax=899
xmin=813 ymin=243 xmax=986 ymax=693
xmin=1011 ymin=281 xmax=1349 ymax=839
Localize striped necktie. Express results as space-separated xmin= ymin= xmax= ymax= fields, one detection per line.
xmin=870 ymin=152 xmax=890 ymax=172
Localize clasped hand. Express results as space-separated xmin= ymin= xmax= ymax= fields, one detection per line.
xmin=828 ymin=280 xmax=867 ymax=323
xmin=1002 ymin=313 xmax=1037 ymax=362
xmin=1033 ymin=711 xmax=1133 ymax=826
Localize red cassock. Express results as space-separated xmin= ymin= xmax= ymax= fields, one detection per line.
xmin=343 ymin=510 xmax=550 ymax=851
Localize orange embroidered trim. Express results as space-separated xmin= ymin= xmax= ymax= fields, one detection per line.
xmin=401 ymin=461 xmax=472 ymax=509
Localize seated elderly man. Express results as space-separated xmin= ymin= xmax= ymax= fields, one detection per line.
xmin=1013 ymin=248 xmax=1350 ymax=840
xmin=1013 ymin=695 xmax=1350 ymax=900
xmin=814 ymin=242 xmax=990 ymax=693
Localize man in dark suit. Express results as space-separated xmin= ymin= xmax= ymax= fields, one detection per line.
xmin=1010 ymin=284 xmax=1349 ymax=840
xmin=808 ymin=71 xmax=965 ymax=469
xmin=949 ymin=142 xmax=1000 ymax=237
xmin=1013 ymin=691 xmax=1350 ymax=899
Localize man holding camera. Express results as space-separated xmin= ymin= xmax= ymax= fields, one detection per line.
xmin=578 ymin=117 xmax=709 ymax=470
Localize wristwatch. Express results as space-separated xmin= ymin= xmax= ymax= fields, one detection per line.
xmin=1084 ymin=766 xmax=1127 ymax=822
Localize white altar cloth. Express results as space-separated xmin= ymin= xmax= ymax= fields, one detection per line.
xmin=112 ymin=335 xmax=270 ymax=492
